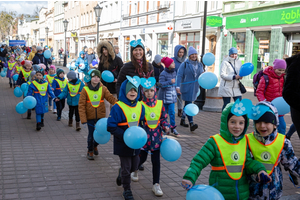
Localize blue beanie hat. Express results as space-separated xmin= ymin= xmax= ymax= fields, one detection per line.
xmin=229 ymin=47 xmax=238 ymax=56
xmin=188 ymin=46 xmax=197 ymax=57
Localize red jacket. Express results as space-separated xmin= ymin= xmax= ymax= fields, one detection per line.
xmin=256 ymin=66 xmax=285 ymax=102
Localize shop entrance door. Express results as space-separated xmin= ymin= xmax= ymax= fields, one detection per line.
xmin=207 ymin=35 xmax=216 ymax=72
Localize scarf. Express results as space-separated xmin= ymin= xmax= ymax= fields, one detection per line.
xmin=87 ymin=82 xmax=100 ymax=91
xmin=136 ymin=59 xmax=153 ymax=78
xmin=189 ymin=59 xmax=198 ymax=78
xmin=141 ymin=87 xmax=157 ymax=107
xmin=70 ymin=78 xmax=78 ymax=85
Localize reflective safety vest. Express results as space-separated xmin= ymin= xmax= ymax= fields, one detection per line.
xmin=15 ymin=65 xmax=21 ymax=74
xmin=211 ymin=134 xmax=247 ymax=180
xmin=8 ymin=62 xmax=16 ymax=70
xmin=46 ymin=75 xmax=56 ymax=86
xmin=246 ymin=132 xmax=285 ymax=175
xmin=68 ymin=82 xmax=81 ymax=97
xmin=141 ymin=100 xmax=163 ymax=129
xmin=21 ymin=68 xmax=31 ymax=82
xmin=83 ymin=86 xmax=104 ymax=108
xmin=55 ymin=78 xmax=68 ymax=92
xmin=32 ymin=81 xmax=48 ymax=96
xmin=116 ymin=101 xmax=142 ymax=127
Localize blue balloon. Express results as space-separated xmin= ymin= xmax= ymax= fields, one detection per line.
xmin=93 ymin=130 xmax=111 ymax=144
xmin=44 ymin=50 xmax=51 ymax=59
xmin=43 ymin=75 xmax=47 ymax=79
xmin=84 ymin=75 xmax=91 ymax=83
xmin=92 ymin=59 xmax=98 ymax=66
xmin=196 ymin=88 xmax=200 ymax=97
xmin=14 ymin=87 xmax=23 ymax=98
xmin=198 ymin=72 xmax=218 ymax=89
xmin=184 ymin=103 xmax=199 ymax=116
xmin=271 ymin=97 xmax=290 ymax=115
xmin=0 ymin=71 xmax=5 ymax=77
xmin=95 ymin=118 xmax=110 ymax=136
xmin=124 ymin=126 xmax=147 ymax=149
xmin=186 ymin=185 xmax=225 ymax=200
xmin=21 ymin=83 xmax=28 ymax=92
xmin=202 ymin=53 xmax=215 ymax=66
xmin=23 ymin=96 xmax=37 ymax=109
xmin=239 ymin=63 xmax=254 ymax=77
xmin=52 ymin=57 xmax=55 ymax=60
xmin=102 ymin=70 xmax=114 ymax=83
xmin=13 ymin=74 xmax=19 ymax=81
xmin=16 ymin=101 xmax=27 ymax=114
xmin=160 ymin=138 xmax=182 ymax=162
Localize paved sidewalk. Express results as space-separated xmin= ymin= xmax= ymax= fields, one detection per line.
xmin=1 ymin=71 xmax=300 ymax=200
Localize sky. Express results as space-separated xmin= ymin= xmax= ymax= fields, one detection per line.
xmin=0 ymin=1 xmax=48 ymax=15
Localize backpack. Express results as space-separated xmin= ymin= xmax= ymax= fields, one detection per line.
xmin=253 ymin=70 xmax=269 ymax=96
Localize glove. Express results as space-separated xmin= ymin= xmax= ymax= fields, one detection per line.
xmin=256 ymin=173 xmax=271 ymax=184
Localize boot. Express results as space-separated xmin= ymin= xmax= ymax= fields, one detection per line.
xmin=116 ymin=167 xmax=122 ymax=186
xmin=93 ymin=146 xmax=99 ymax=155
xmin=36 ymin=123 xmax=42 ymax=131
xmin=180 ymin=119 xmax=189 ymax=127
xmin=13 ymin=84 xmax=16 ymax=88
xmin=76 ymin=122 xmax=81 ymax=131
xmin=68 ymin=119 xmax=73 ymax=127
xmin=41 ymin=119 xmax=44 ymax=127
xmin=10 ymin=83 xmax=12 ymax=88
xmin=26 ymin=112 xmax=31 ymax=119
xmin=178 ymin=109 xmax=183 ymax=117
xmin=86 ymin=151 xmax=94 ymax=160
xmin=190 ymin=122 xmax=198 ymax=132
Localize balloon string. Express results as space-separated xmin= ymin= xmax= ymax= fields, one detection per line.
xmin=160 ymin=80 xmax=197 ymax=88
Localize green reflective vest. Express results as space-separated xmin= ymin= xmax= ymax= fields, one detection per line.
xmin=141 ymin=100 xmax=163 ymax=129
xmin=68 ymin=82 xmax=81 ymax=97
xmin=8 ymin=62 xmax=16 ymax=70
xmin=32 ymin=81 xmax=48 ymax=96
xmin=116 ymin=101 xmax=142 ymax=127
xmin=83 ymin=86 xmax=103 ymax=108
xmin=55 ymin=78 xmax=68 ymax=92
xmin=46 ymin=75 xmax=55 ymax=86
xmin=21 ymin=68 xmax=31 ymax=82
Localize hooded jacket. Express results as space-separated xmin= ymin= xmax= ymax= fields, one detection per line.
xmin=107 ymin=79 xmax=145 ymax=157
xmin=183 ymin=103 xmax=266 ymax=200
xmin=158 ymin=68 xmax=177 ymax=104
xmin=32 ymin=53 xmax=52 ymax=72
xmin=171 ymin=45 xmax=187 ymax=73
xmin=152 ymin=60 xmax=164 ymax=84
xmin=57 ymin=79 xmax=84 ymax=106
xmin=86 ymin=52 xmax=96 ymax=67
xmin=75 ymin=51 xmax=86 ymax=70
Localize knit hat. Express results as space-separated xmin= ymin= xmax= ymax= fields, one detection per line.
xmin=36 ymin=46 xmax=43 ymax=51
xmin=154 ymin=54 xmax=162 ymax=64
xmin=273 ymin=59 xmax=286 ymax=70
xmin=56 ymin=68 xmax=64 ymax=76
xmin=67 ymin=71 xmax=77 ymax=80
xmin=49 ymin=65 xmax=56 ymax=72
xmin=90 ymin=70 xmax=101 ymax=78
xmin=254 ymin=111 xmax=277 ymax=125
xmin=143 ymin=85 xmax=155 ymax=92
xmin=188 ymin=46 xmax=197 ymax=57
xmin=36 ymin=69 xmax=44 ymax=76
xmin=30 ymin=71 xmax=36 ymax=78
xmin=161 ymin=57 xmax=174 ymax=68
xmin=229 ymin=47 xmax=238 ymax=56
xmin=126 ymin=81 xmax=138 ymax=95
xmin=32 ymin=64 xmax=41 ymax=71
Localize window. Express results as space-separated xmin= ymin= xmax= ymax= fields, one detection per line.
xmin=196 ymin=1 xmax=200 ymax=13
xmin=149 ymin=1 xmax=156 ymax=11
xmin=90 ymin=11 xmax=92 ymax=25
xmin=131 ymin=1 xmax=137 ymax=15
xmin=180 ymin=32 xmax=201 ymax=55
xmin=86 ymin=13 xmax=88 ymax=25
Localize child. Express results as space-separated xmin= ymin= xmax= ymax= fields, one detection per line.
xmin=27 ymin=68 xmax=56 ymax=131
xmin=75 ymin=51 xmax=86 ymax=80
xmin=256 ymin=59 xmax=286 ymax=134
xmin=132 ymin=85 xmax=169 ymax=197
xmin=56 ymin=71 xmax=84 ymax=131
xmin=78 ymin=70 xmax=117 ymax=160
xmin=158 ymin=57 xmax=179 ymax=136
xmin=107 ymin=78 xmax=145 ymax=200
xmin=6 ymin=54 xmax=17 ymax=88
xmin=181 ymin=102 xmax=271 ymax=200
xmin=15 ymin=57 xmax=23 ymax=75
xmin=246 ymin=101 xmax=300 ymax=200
xmin=51 ymin=68 xmax=67 ymax=121
xmin=46 ymin=65 xmax=57 ymax=113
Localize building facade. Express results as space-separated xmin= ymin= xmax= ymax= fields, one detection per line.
xmin=54 ymin=1 xmax=65 ymax=56
xmin=38 ymin=7 xmax=48 ymax=47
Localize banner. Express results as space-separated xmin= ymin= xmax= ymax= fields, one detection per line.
xmin=9 ymin=40 xmax=26 ymax=47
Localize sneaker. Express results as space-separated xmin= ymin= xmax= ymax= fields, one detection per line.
xmin=57 ymin=117 xmax=61 ymax=121
xmin=190 ymin=123 xmax=198 ymax=132
xmin=86 ymin=151 xmax=94 ymax=160
xmin=122 ymin=190 xmax=134 ymax=200
xmin=116 ymin=167 xmax=122 ymax=186
xmin=131 ymin=171 xmax=138 ymax=182
xmin=138 ymin=164 xmax=144 ymax=171
xmin=53 ymin=109 xmax=57 ymax=114
xmin=49 ymin=105 xmax=52 ymax=111
xmin=152 ymin=183 xmax=163 ymax=197
xmin=93 ymin=147 xmax=99 ymax=155
xmin=171 ymin=128 xmax=179 ymax=137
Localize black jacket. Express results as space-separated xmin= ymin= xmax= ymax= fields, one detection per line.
xmin=152 ymin=61 xmax=164 ymax=84
xmin=32 ymin=53 xmax=52 ymax=72
xmin=0 ymin=48 xmax=7 ymax=57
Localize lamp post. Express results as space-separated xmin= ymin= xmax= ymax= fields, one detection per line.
xmin=34 ymin=30 xmax=37 ymax=45
xmin=27 ymin=33 xmax=29 ymax=45
xmin=63 ymin=19 xmax=69 ymax=67
xmin=45 ymin=27 xmax=49 ymax=47
xmin=93 ymin=4 xmax=103 ymax=45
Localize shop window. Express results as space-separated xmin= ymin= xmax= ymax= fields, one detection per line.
xmin=179 ymin=32 xmax=200 ymax=55
xmin=292 ymin=43 xmax=300 ymax=56
xmin=157 ymin=33 xmax=168 ymax=57
xmin=233 ymin=32 xmax=246 ymax=64
xmin=254 ymin=31 xmax=271 ymax=70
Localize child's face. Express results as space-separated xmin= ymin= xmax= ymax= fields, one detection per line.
xmin=274 ymin=69 xmax=285 ymax=76
xmin=59 ymin=73 xmax=64 ymax=78
xmin=9 ymin=57 xmax=14 ymax=61
xmin=255 ymin=122 xmax=276 ymax=137
xmin=126 ymin=88 xmax=138 ymax=101
xmin=49 ymin=68 xmax=55 ymax=74
xmin=91 ymin=76 xmax=100 ymax=84
xmin=35 ymin=73 xmax=43 ymax=80
xmin=144 ymin=89 xmax=155 ymax=99
xmin=24 ymin=64 xmax=31 ymax=71
xmin=227 ymin=115 xmax=245 ymax=137
xmin=68 ymin=78 xmax=72 ymax=82
xmin=169 ymin=62 xmax=175 ymax=69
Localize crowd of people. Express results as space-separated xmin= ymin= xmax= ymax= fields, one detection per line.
xmin=1 ymin=39 xmax=300 ymax=200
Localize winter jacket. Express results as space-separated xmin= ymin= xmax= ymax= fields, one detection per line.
xmin=152 ymin=61 xmax=164 ymax=84
xmin=183 ymin=103 xmax=266 ymax=200
xmin=86 ymin=53 xmax=96 ymax=67
xmin=171 ymin=45 xmax=187 ymax=73
xmin=78 ymin=82 xmax=117 ymax=124
xmin=75 ymin=51 xmax=86 ymax=73
xmin=176 ymin=59 xmax=204 ymax=102
xmin=256 ymin=66 xmax=285 ymax=102
xmin=52 ymin=77 xmax=67 ymax=98
xmin=218 ymin=56 xmax=243 ymax=97
xmin=27 ymin=79 xmax=56 ymax=115
xmin=283 ymin=54 xmax=300 ymax=112
xmin=107 ymin=79 xmax=145 ymax=156
xmin=32 ymin=53 xmax=52 ymax=72
xmin=158 ymin=68 xmax=177 ymax=104
xmin=0 ymin=48 xmax=7 ymax=58
xmin=57 ymin=79 xmax=84 ymax=106
xmin=28 ymin=50 xmax=36 ymax=61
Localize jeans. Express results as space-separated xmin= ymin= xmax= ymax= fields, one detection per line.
xmin=56 ymin=99 xmax=65 ymax=118
xmin=177 ymin=94 xmax=183 ymax=110
xmin=36 ymin=114 xmax=44 ymax=123
xmin=222 ymin=96 xmax=242 ymax=111
xmin=87 ymin=119 xmax=99 ymax=152
xmin=48 ymin=97 xmax=56 ymax=109
xmin=9 ymin=78 xmax=15 ymax=85
xmin=286 ymin=124 xmax=296 ymax=139
xmin=164 ymin=103 xmax=175 ymax=127
xmin=119 ymin=155 xmax=140 ymax=191
xmin=69 ymin=105 xmax=80 ymax=122
xmin=139 ymin=150 xmax=160 ymax=185
xmin=181 ymin=101 xmax=193 ymax=123
xmin=291 ymin=107 xmax=300 ymax=139
xmin=278 ymin=116 xmax=286 ymax=135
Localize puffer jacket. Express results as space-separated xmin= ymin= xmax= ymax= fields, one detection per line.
xmin=57 ymin=79 xmax=84 ymax=106
xmin=256 ymin=66 xmax=285 ymax=102
xmin=218 ymin=56 xmax=242 ymax=97
xmin=183 ymin=103 xmax=266 ymax=200
xmin=157 ymin=68 xmax=177 ymax=104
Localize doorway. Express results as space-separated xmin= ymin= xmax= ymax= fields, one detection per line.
xmin=207 ymin=35 xmax=216 ymax=72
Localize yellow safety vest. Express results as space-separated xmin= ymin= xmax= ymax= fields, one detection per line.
xmin=21 ymin=68 xmax=31 ymax=82
xmin=32 ymin=81 xmax=48 ymax=96
xmin=68 ymin=82 xmax=81 ymax=97
xmin=141 ymin=100 xmax=163 ymax=129
xmin=15 ymin=65 xmax=21 ymax=74
xmin=246 ymin=132 xmax=285 ymax=175
xmin=83 ymin=86 xmax=104 ymax=108
xmin=46 ymin=75 xmax=56 ymax=86
xmin=55 ymin=78 xmax=68 ymax=92
xmin=116 ymin=101 xmax=142 ymax=127
xmin=211 ymin=134 xmax=247 ymax=180
xmin=8 ymin=62 xmax=16 ymax=70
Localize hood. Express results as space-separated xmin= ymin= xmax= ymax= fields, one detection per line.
xmin=69 ymin=78 xmax=82 ymax=85
xmin=224 ymin=56 xmax=239 ymax=63
xmin=152 ymin=61 xmax=162 ymax=69
xmin=97 ymin=40 xmax=115 ymax=60
xmin=79 ymin=51 xmax=85 ymax=58
xmin=220 ymin=102 xmax=249 ymax=143
xmin=264 ymin=66 xmax=285 ymax=79
xmin=118 ymin=79 xmax=140 ymax=107
xmin=173 ymin=45 xmax=187 ymax=63
xmin=141 ymin=87 xmax=157 ymax=107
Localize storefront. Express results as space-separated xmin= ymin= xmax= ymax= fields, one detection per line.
xmin=157 ymin=33 xmax=169 ymax=57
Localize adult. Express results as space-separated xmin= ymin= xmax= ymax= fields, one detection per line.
xmin=32 ymin=46 xmax=52 ymax=72
xmin=116 ymin=39 xmax=154 ymax=98
xmin=218 ymin=47 xmax=243 ymax=110
xmin=171 ymin=45 xmax=187 ymax=117
xmin=0 ymin=44 xmax=8 ymax=63
xmin=83 ymin=46 xmax=88 ymax=58
xmin=176 ymin=46 xmax=203 ymax=132
xmin=97 ymin=41 xmax=123 ymax=117
xmin=152 ymin=54 xmax=164 ymax=89
xmin=86 ymin=47 xmax=96 ymax=68
xmin=114 ymin=45 xmax=122 ymax=60
xmin=146 ymin=47 xmax=152 ymax=62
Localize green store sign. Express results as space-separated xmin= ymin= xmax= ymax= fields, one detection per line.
xmin=226 ymin=7 xmax=300 ymax=29
xmin=207 ymin=16 xmax=223 ymax=27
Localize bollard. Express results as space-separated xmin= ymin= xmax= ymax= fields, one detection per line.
xmin=203 ymin=86 xmax=222 ymax=112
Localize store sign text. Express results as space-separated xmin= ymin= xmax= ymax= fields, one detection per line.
xmin=281 ymin=9 xmax=300 ymax=24
xmin=207 ymin=16 xmax=223 ymax=27
xmin=181 ymin=21 xmax=192 ymax=28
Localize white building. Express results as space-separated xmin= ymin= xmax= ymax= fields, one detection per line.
xmin=17 ymin=18 xmax=35 ymax=45
xmin=53 ymin=1 xmax=65 ymax=56
xmin=45 ymin=1 xmax=54 ymax=48
xmin=38 ymin=7 xmax=48 ymax=47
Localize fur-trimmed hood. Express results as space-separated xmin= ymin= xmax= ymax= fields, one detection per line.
xmin=97 ymin=40 xmax=115 ymax=60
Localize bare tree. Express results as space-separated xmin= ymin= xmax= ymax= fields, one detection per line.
xmin=0 ymin=10 xmax=16 ymax=41
xmin=33 ymin=5 xmax=40 ymax=18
